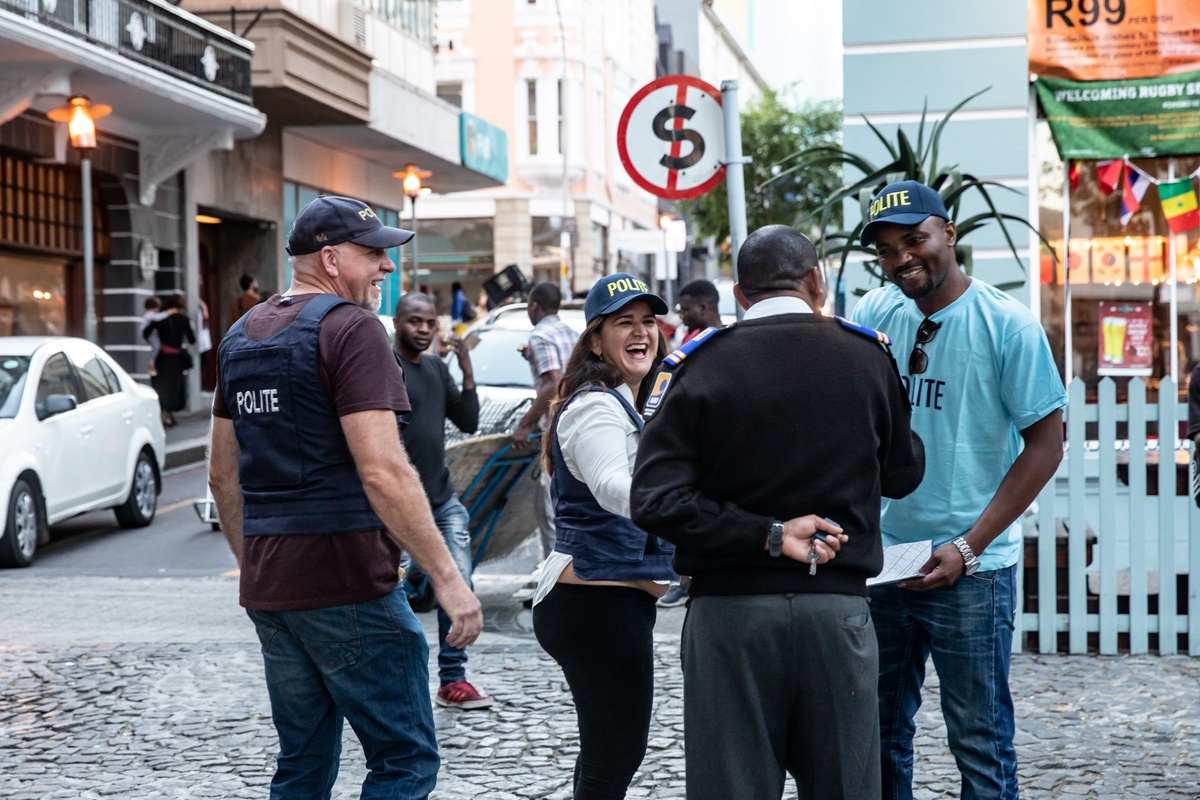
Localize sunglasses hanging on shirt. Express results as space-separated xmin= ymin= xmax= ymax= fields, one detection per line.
xmin=908 ymin=318 xmax=941 ymax=376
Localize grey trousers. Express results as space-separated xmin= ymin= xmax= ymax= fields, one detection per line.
xmin=682 ymin=593 xmax=881 ymax=800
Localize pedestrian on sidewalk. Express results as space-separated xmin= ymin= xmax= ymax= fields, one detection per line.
xmin=531 ymin=273 xmax=676 ymax=800
xmin=208 ymin=195 xmax=483 ymax=800
xmin=145 ymin=293 xmax=195 ymax=428
xmin=853 ymin=180 xmax=1065 ymax=800
xmin=227 ymin=273 xmax=261 ymax=330
xmin=392 ymin=292 xmax=494 ymax=711
xmin=631 ymin=225 xmax=924 ymax=800
xmin=140 ymin=296 xmax=166 ymax=377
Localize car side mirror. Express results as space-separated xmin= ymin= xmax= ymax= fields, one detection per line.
xmin=42 ymin=393 xmax=78 ymax=419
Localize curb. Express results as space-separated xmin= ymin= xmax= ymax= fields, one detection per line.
xmin=166 ymin=437 xmax=208 ymax=470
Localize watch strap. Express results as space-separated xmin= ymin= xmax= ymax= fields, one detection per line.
xmin=951 ymin=536 xmax=980 ymax=575
xmin=768 ymin=521 xmax=784 ymax=558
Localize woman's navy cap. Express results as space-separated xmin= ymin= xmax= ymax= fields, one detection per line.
xmin=584 ymin=273 xmax=668 ymax=323
xmin=860 ymin=180 xmax=951 ymax=247
xmin=287 ymin=195 xmax=415 ymax=256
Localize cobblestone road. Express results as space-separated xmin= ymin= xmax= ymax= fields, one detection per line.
xmin=2 ymin=576 xmax=1199 ymax=799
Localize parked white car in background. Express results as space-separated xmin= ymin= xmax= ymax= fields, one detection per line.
xmin=0 ymin=337 xmax=166 ymax=567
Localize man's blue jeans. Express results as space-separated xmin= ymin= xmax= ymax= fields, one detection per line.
xmin=246 ymin=586 xmax=439 ymax=800
xmin=432 ymin=494 xmax=473 ymax=685
xmin=872 ymin=565 xmax=1019 ymax=800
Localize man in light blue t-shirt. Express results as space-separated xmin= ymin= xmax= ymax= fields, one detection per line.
xmin=852 ymin=180 xmax=1066 ymax=800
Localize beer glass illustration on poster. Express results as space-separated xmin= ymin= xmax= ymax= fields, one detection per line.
xmin=1097 ymin=301 xmax=1153 ymax=377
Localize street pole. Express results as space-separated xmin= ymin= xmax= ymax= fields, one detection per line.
xmin=81 ymin=154 xmax=97 ymax=343
xmin=409 ymin=193 xmax=419 ymax=295
xmin=721 ymin=80 xmax=748 ymax=320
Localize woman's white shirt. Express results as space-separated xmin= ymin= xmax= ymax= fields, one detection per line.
xmin=532 ymin=383 xmax=642 ymax=607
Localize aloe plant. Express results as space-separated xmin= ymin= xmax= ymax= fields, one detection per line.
xmin=767 ymin=88 xmax=1049 ymax=310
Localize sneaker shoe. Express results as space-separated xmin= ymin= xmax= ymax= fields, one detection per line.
xmin=436 ymin=680 xmax=496 ymax=710
xmin=657 ymin=582 xmax=689 ymax=608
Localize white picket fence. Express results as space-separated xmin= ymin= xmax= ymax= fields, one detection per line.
xmin=1017 ymin=377 xmax=1200 ymax=655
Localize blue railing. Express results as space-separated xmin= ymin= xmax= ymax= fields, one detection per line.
xmin=0 ymin=0 xmax=254 ymax=104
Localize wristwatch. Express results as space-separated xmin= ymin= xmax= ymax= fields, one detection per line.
xmin=951 ymin=536 xmax=980 ymax=575
xmin=768 ymin=521 xmax=785 ymax=558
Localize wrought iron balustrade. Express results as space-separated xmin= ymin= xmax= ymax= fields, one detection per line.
xmin=1 ymin=0 xmax=253 ymax=104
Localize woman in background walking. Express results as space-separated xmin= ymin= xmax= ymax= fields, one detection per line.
xmin=145 ymin=292 xmax=195 ymax=427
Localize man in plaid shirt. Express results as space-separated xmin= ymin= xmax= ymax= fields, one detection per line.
xmin=511 ymin=282 xmax=579 ymax=557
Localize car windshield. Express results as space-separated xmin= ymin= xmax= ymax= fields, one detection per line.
xmin=447 ymin=328 xmax=534 ymax=389
xmin=0 ymin=356 xmax=30 ymax=418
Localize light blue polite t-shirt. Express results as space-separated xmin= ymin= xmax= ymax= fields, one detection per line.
xmin=852 ymin=279 xmax=1066 ymax=571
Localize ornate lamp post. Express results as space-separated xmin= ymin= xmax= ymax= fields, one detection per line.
xmin=48 ymin=96 xmax=111 ymax=343
xmin=393 ymin=163 xmax=431 ymax=294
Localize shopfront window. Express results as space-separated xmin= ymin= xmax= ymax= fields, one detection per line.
xmin=0 ymin=252 xmax=67 ymax=336
xmin=1036 ymin=120 xmax=1200 ymax=400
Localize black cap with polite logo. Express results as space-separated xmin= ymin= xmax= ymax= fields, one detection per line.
xmin=286 ymin=195 xmax=415 ymax=256
xmin=859 ymin=180 xmax=951 ymax=247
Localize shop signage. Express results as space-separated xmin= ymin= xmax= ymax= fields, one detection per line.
xmin=617 ymin=75 xmax=725 ymax=200
xmin=460 ymin=112 xmax=508 ymax=184
xmin=1035 ymin=70 xmax=1200 ymax=159
xmin=1029 ymin=0 xmax=1200 ymax=82
xmin=1097 ymin=301 xmax=1153 ymax=376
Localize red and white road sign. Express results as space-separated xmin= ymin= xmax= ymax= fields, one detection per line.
xmin=617 ymin=75 xmax=725 ymax=201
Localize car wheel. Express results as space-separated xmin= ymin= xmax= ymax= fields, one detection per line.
xmin=114 ymin=451 xmax=158 ymax=528
xmin=1 ymin=477 xmax=42 ymax=568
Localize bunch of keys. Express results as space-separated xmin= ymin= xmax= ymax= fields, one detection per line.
xmin=809 ymin=518 xmax=840 ymax=576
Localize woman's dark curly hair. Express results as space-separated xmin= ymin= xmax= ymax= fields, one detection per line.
xmin=539 ymin=310 xmax=669 ymax=475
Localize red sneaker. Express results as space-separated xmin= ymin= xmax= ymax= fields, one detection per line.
xmin=436 ymin=680 xmax=495 ymax=710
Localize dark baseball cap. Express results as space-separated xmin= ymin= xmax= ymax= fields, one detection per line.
xmin=286 ymin=195 xmax=415 ymax=256
xmin=584 ymin=273 xmax=668 ymax=324
xmin=860 ymin=180 xmax=951 ymax=247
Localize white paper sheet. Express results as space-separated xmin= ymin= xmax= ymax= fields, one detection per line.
xmin=867 ymin=540 xmax=933 ymax=587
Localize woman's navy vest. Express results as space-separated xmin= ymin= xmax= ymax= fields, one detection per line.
xmin=218 ymin=294 xmax=387 ymax=536
xmin=550 ymin=385 xmax=675 ymax=581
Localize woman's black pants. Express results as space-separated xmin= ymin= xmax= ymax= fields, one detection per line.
xmin=533 ymin=583 xmax=658 ymax=800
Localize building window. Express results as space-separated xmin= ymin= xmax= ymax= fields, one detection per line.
xmin=527 ymin=80 xmax=538 ymax=156
xmin=437 ymin=82 xmax=463 ymax=109
xmin=557 ymin=79 xmax=565 ymax=155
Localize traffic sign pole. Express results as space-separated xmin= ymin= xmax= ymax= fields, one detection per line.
xmin=721 ymin=80 xmax=748 ymax=320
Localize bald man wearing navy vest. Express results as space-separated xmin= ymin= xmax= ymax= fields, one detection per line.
xmin=209 ymin=195 xmax=482 ymax=799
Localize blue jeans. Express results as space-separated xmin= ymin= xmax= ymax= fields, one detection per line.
xmin=872 ymin=565 xmax=1019 ymax=800
xmin=432 ymin=494 xmax=473 ymax=685
xmin=246 ymin=586 xmax=439 ymax=800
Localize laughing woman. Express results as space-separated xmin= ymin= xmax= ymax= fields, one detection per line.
xmin=531 ymin=273 xmax=676 ymax=800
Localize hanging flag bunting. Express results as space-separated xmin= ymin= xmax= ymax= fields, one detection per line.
xmin=1128 ymin=237 xmax=1164 ymax=284
xmin=1091 ymin=237 xmax=1126 ymax=283
xmin=1068 ymin=160 xmax=1080 ymax=192
xmin=1096 ymin=159 xmax=1123 ymax=195
xmin=1160 ymin=177 xmax=1200 ymax=234
xmin=1120 ymin=166 xmax=1151 ymax=226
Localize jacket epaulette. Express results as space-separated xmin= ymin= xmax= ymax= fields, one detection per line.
xmin=835 ymin=316 xmax=891 ymax=347
xmin=643 ymin=325 xmax=726 ymax=421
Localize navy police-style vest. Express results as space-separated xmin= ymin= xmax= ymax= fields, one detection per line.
xmin=550 ymin=385 xmax=675 ymax=581
xmin=219 ymin=294 xmax=386 ymax=536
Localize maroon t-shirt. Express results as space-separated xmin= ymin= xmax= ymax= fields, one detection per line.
xmin=213 ymin=294 xmax=410 ymax=611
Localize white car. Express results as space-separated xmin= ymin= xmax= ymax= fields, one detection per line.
xmin=0 ymin=337 xmax=166 ymax=567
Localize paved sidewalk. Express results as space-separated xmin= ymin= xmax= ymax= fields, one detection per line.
xmin=2 ymin=576 xmax=1198 ymax=799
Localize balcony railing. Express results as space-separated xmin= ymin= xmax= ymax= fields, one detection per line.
xmin=0 ymin=0 xmax=254 ymax=104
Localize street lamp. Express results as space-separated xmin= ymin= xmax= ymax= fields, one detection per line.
xmin=48 ymin=96 xmax=111 ymax=343
xmin=659 ymin=213 xmax=673 ymax=309
xmin=393 ymin=163 xmax=431 ymax=294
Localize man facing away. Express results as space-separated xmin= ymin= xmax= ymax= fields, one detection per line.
xmin=510 ymin=282 xmax=579 ymax=560
xmin=392 ymin=292 xmax=494 ymax=711
xmin=208 ymin=195 xmax=483 ymax=800
xmin=852 ymin=180 xmax=1066 ymax=800
xmin=632 ymin=224 xmax=925 ymax=799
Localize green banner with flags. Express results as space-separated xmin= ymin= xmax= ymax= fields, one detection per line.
xmin=1035 ymin=70 xmax=1200 ymax=160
